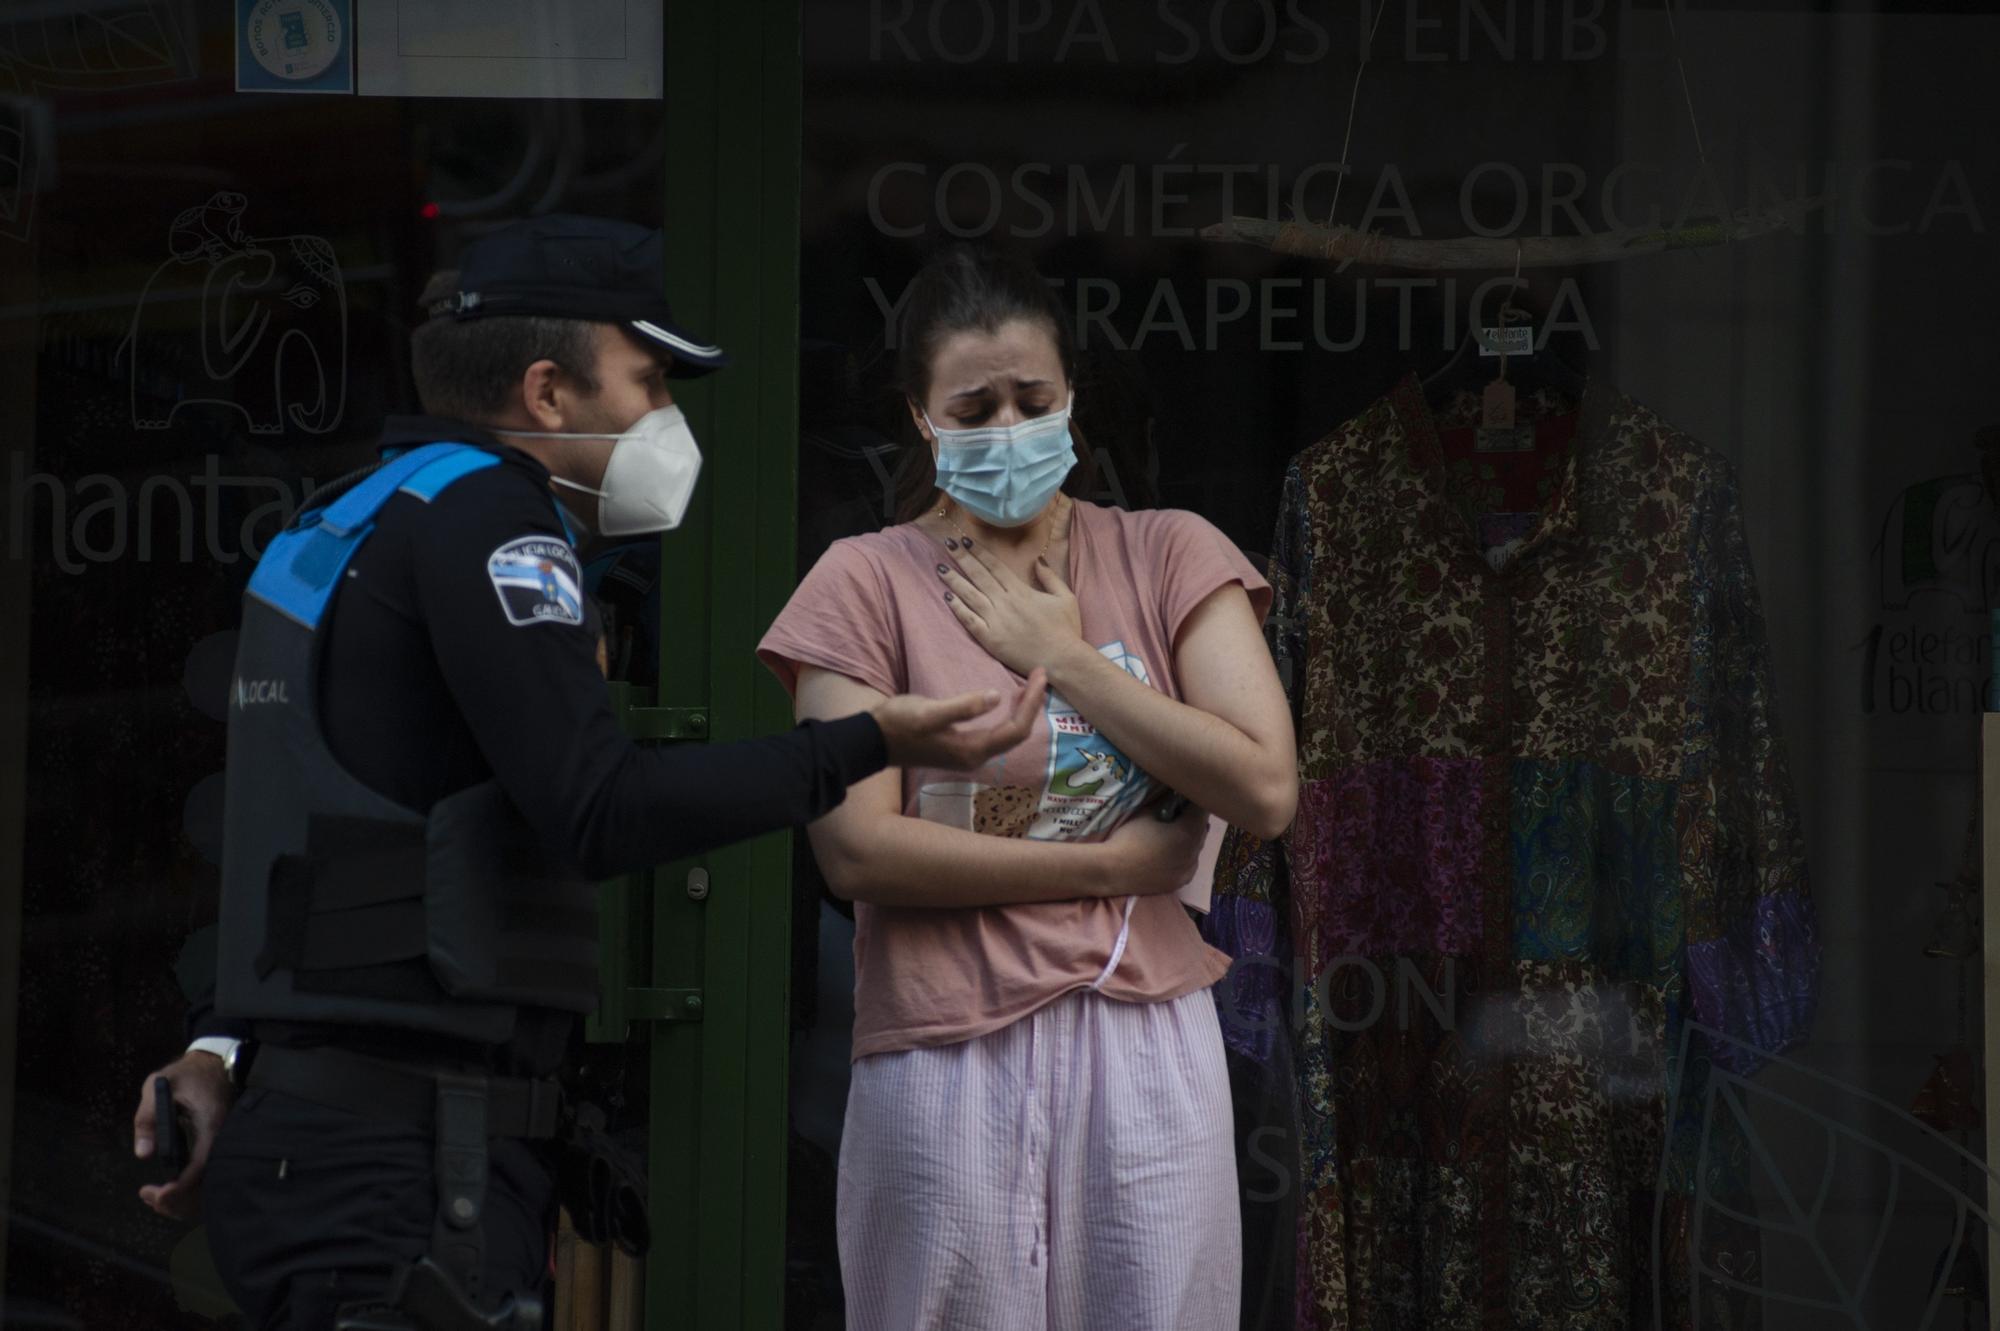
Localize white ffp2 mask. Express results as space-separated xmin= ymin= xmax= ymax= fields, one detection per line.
xmin=515 ymin=405 xmax=704 ymax=536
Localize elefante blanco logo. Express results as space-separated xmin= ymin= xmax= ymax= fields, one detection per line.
xmin=1859 ymin=469 xmax=1999 ymax=718
xmin=245 ymin=0 xmax=342 ymax=82
xmin=231 ymin=677 xmax=290 ymax=708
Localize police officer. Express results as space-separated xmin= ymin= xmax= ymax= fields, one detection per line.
xmin=129 ymin=215 xmax=1046 ymax=1329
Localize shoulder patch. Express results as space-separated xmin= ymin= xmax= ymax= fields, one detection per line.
xmin=487 ymin=535 xmax=585 ymax=627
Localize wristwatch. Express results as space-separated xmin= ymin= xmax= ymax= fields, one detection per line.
xmin=222 ymin=1040 xmax=254 ymax=1091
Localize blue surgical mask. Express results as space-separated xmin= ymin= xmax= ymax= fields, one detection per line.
xmin=923 ymin=396 xmax=1078 ymax=528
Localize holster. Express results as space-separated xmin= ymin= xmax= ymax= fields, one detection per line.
xmin=556 ymin=1102 xmax=652 ymax=1257
xmin=431 ymin=1074 xmax=491 ymax=1300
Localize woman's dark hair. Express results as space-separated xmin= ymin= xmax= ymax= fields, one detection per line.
xmin=889 ymin=245 xmax=1097 ymax=523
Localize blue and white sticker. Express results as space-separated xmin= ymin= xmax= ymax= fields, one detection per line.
xmin=487 ymin=536 xmax=584 ymax=628
xmin=237 ymin=0 xmax=353 ymax=94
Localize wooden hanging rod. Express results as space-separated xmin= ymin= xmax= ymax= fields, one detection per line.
xmin=1199 ymin=195 xmax=1833 ymax=270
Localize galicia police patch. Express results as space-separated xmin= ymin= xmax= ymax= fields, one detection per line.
xmin=487 ymin=536 xmax=585 ymax=628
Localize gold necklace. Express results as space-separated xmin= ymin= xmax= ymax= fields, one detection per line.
xmin=936 ymin=493 xmax=1070 ymax=563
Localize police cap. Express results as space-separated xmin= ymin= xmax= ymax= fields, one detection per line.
xmin=428 ymin=215 xmax=729 ymax=378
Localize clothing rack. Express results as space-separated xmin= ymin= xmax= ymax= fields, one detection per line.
xmin=1202 ymin=0 xmax=1830 ymax=273
xmin=1199 ymin=198 xmax=1832 ymax=270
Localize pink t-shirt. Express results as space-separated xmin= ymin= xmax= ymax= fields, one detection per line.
xmin=757 ymin=500 xmax=1273 ymax=1060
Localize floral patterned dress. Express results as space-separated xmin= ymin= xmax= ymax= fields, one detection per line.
xmin=1201 ymin=374 xmax=1820 ymax=1330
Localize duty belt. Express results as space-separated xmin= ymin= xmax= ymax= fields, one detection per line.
xmin=246 ymin=1044 xmax=565 ymax=1139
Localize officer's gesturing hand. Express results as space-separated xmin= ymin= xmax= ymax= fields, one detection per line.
xmin=132 ymin=1049 xmax=233 ymax=1220
xmin=870 ymin=668 xmax=1047 ymax=771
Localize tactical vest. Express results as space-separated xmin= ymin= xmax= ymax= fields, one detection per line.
xmin=215 ymin=442 xmax=601 ymax=1045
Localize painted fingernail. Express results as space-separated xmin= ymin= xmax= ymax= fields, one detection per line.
xmin=961 ymin=538 xmax=973 ymax=548
xmin=944 ymin=592 xmax=954 ymax=602
xmin=936 ymin=563 xmax=948 ymax=575
xmin=945 ymin=538 xmax=958 ymax=550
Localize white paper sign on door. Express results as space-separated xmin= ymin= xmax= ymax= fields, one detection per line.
xmin=357 ymin=0 xmax=662 ymax=100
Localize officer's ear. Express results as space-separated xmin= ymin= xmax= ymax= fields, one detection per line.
xmin=520 ymin=358 xmax=567 ymax=431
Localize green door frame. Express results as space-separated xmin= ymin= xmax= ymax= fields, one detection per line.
xmin=596 ymin=3 xmax=805 ymax=1328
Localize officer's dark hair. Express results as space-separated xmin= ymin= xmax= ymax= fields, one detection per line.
xmin=890 ymin=244 xmax=1095 ymax=524
xmin=410 ymin=269 xmax=603 ymax=422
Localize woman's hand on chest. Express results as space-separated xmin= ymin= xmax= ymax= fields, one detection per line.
xmin=935 ymin=537 xmax=1090 ymax=677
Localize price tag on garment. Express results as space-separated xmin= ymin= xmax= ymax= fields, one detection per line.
xmin=1481 ymin=378 xmax=1517 ymax=430
xmin=1477 ymin=325 xmax=1534 ymax=357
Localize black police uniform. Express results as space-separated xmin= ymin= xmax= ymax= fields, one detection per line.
xmin=196 ymin=218 xmax=887 ymax=1330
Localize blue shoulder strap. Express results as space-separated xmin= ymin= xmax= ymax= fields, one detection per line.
xmin=383 ymin=442 xmax=579 ymax=544
xmin=379 ymin=440 xmax=578 ymax=543
xmin=248 ymin=443 xmax=502 ymax=630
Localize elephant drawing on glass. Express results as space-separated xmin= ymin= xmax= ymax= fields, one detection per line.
xmin=1873 ymin=472 xmax=2000 ymax=613
xmin=0 ymin=95 xmax=44 ymax=242
xmin=118 ymin=191 xmax=346 ymax=435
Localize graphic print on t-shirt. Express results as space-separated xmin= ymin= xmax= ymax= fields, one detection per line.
xmin=913 ymin=640 xmax=1158 ymax=843
xmin=1031 ymin=640 xmax=1156 ymax=840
